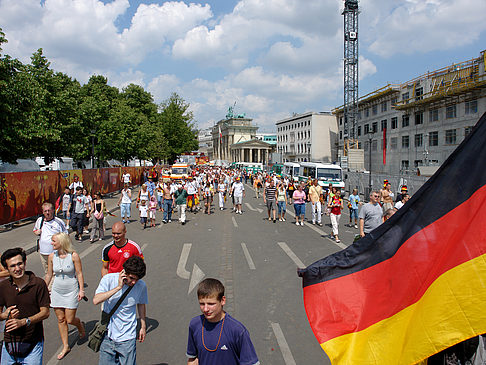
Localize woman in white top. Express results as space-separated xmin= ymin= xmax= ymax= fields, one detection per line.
xmin=45 ymin=233 xmax=85 ymax=360
xmin=137 ymin=183 xmax=150 ymax=208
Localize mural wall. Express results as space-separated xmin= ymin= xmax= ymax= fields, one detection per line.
xmin=0 ymin=167 xmax=144 ymax=225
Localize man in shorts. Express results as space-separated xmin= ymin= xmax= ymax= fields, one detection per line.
xmin=186 ymin=278 xmax=259 ymax=365
xmin=230 ymin=177 xmax=245 ymax=214
xmin=263 ymin=179 xmax=277 ymax=223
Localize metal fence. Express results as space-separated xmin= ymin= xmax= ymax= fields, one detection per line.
xmin=344 ymin=171 xmax=429 ymax=200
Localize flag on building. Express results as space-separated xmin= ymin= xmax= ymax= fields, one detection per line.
xmin=219 ymin=125 xmax=222 ymax=141
xmin=298 ymin=112 xmax=486 ymax=364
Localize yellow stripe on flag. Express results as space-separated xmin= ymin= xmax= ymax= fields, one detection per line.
xmin=322 ymin=253 xmax=486 ymax=365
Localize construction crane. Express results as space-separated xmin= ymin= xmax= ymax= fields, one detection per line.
xmin=342 ymin=0 xmax=359 ymax=154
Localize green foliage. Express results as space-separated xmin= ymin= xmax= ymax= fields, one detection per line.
xmin=0 ymin=29 xmax=197 ymax=166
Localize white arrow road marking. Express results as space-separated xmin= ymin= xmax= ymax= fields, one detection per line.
xmin=232 ymin=216 xmax=238 ymax=228
xmin=245 ymin=202 xmax=263 ymax=213
xmin=277 ymin=242 xmax=306 ymax=269
xmin=188 ymin=264 xmax=205 ymax=294
xmin=177 ymin=243 xmax=192 ymax=280
xmin=271 ymin=322 xmax=297 ymax=365
xmin=241 ymin=242 xmax=256 ymax=270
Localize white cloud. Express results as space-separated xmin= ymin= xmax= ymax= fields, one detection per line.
xmin=147 ymin=74 xmax=181 ymax=102
xmin=364 ymin=0 xmax=486 ymax=57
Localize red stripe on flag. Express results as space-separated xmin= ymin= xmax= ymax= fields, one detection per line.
xmin=303 ymin=184 xmax=486 ymax=345
xmin=383 ymin=128 xmax=386 ymax=165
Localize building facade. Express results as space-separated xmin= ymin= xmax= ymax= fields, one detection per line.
xmin=336 ymin=50 xmax=486 ymax=174
xmin=198 ymin=128 xmax=213 ymax=160
xmin=276 ymin=112 xmax=338 ymax=163
xmin=211 ymin=117 xmax=273 ymax=164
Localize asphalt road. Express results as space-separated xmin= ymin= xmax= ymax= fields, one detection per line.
xmin=2 ymin=184 xmax=362 ymax=365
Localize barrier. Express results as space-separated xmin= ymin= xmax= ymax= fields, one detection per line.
xmin=0 ymin=167 xmax=145 ymax=225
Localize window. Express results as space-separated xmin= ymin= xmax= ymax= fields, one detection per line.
xmin=372 ymin=122 xmax=378 ymax=133
xmin=429 ymin=131 xmax=438 ymax=146
xmin=339 ymin=131 xmax=343 ymax=140
xmin=365 ymin=108 xmax=370 ymax=118
xmin=390 ymin=137 xmax=397 ymax=150
xmin=357 ymin=111 xmax=361 ymax=120
xmin=357 ymin=126 xmax=362 ymax=136
xmin=415 ymin=87 xmax=423 ymax=101
xmin=429 ymin=109 xmax=439 ymax=122
xmin=391 ymin=117 xmax=398 ymax=129
xmin=364 ymin=141 xmax=369 ymax=151
xmin=414 ymin=160 xmax=423 ymax=167
xmin=446 ymin=105 xmax=456 ymax=119
xmin=381 ymin=119 xmax=387 ymax=131
xmin=372 ymin=105 xmax=378 ymax=115
xmin=402 ymin=135 xmax=410 ymax=149
xmin=445 ymin=129 xmax=457 ymax=145
xmin=414 ymin=133 xmax=423 ymax=147
xmin=464 ymin=126 xmax=473 ymax=137
xmin=414 ymin=112 xmax=423 ymax=125
xmin=465 ymin=100 xmax=478 ymax=114
xmin=391 ymin=97 xmax=398 ymax=106
xmin=401 ymin=160 xmax=409 ymax=170
xmin=371 ymin=140 xmax=377 ymax=151
xmin=402 ymin=115 xmax=410 ymax=127
xmin=381 ymin=101 xmax=387 ymax=112
xmin=364 ymin=124 xmax=370 ymax=134
xmin=339 ymin=117 xmax=343 ymax=125
xmin=402 ymin=92 xmax=409 ymax=103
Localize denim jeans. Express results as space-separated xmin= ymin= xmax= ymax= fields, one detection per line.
xmin=99 ymin=336 xmax=136 ymax=365
xmin=120 ymin=203 xmax=131 ymax=218
xmin=163 ymin=199 xmax=173 ymax=221
xmin=1 ymin=340 xmax=43 ymax=365
xmin=157 ymin=195 xmax=163 ymax=209
xmin=277 ymin=201 xmax=286 ymax=215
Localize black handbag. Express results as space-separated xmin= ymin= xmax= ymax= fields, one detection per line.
xmin=88 ymin=285 xmax=133 ymax=352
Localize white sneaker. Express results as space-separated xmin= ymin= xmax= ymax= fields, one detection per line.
xmin=279 ymin=218 xmax=282 ymax=222
xmin=354 ymin=224 xmax=358 ymax=229
xmin=168 ymin=220 xmax=172 ymax=223
xmin=300 ymin=222 xmax=304 ymax=226
xmin=282 ymin=218 xmax=286 ymax=221
xmin=295 ymin=222 xmax=299 ymax=226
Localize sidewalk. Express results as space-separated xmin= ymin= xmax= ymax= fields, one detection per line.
xmin=0 ymin=186 xmax=141 ymax=257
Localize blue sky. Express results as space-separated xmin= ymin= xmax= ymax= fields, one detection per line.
xmin=1 ymin=0 xmax=485 ymax=132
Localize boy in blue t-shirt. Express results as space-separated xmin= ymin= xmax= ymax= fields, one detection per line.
xmin=186 ymin=278 xmax=260 ymax=365
xmin=348 ymin=188 xmax=361 ymax=229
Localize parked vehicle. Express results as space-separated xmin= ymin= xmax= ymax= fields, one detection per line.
xmin=298 ymin=162 xmax=344 ymax=188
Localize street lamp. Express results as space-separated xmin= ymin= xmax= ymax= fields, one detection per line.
xmin=91 ymin=129 xmax=96 ymax=169
xmin=307 ymin=142 xmax=312 ymax=162
xmin=368 ymin=132 xmax=374 ymax=195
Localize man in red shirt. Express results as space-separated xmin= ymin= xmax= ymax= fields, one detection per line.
xmin=101 ymin=221 xmax=143 ymax=276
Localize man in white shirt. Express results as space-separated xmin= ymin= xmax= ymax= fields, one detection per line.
xmin=68 ymin=174 xmax=83 ymax=191
xmin=231 ymin=177 xmax=245 ymax=214
xmin=33 ymin=202 xmax=68 ymax=277
xmin=122 ymin=172 xmax=131 ymax=185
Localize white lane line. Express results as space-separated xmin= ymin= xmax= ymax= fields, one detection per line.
xmin=79 ymin=244 xmax=99 ymax=259
xmin=177 ymin=243 xmax=192 ymax=280
xmin=141 ymin=243 xmax=149 ymax=251
xmin=285 ymin=210 xmax=347 ymax=249
xmin=271 ymin=322 xmax=297 ymax=365
xmin=245 ymin=202 xmax=257 ymax=211
xmin=277 ymin=242 xmax=306 ymax=269
xmin=241 ymin=243 xmax=256 ymax=270
xmin=232 ymin=216 xmax=238 ymax=228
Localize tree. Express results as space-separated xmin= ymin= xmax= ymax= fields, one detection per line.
xmin=157 ymin=93 xmax=198 ymax=163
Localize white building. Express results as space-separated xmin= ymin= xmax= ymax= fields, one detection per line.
xmin=276 ymin=112 xmax=338 ymax=163
xmin=335 ymin=49 xmax=486 ymax=174
xmin=198 ymin=128 xmax=213 ymax=160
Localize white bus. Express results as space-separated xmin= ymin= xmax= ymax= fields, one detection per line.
xmin=283 ymin=162 xmax=300 ymax=181
xmin=298 ymin=162 xmax=344 ymax=188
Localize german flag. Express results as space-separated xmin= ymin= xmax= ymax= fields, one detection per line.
xmin=298 ymin=112 xmax=486 ymax=364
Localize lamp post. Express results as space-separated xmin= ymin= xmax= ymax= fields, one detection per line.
xmin=368 ymin=132 xmax=374 ymax=195
xmin=90 ymin=129 xmax=96 ymax=169
xmin=307 ymin=142 xmax=312 ymax=162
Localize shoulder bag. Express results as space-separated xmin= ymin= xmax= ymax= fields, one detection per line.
xmin=88 ymin=285 xmax=133 ymax=352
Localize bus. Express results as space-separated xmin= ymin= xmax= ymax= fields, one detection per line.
xmin=298 ymin=162 xmax=344 ymax=188
xmin=283 ymin=162 xmax=300 ymax=181
xmin=232 ymin=162 xmax=263 ymax=174
xmin=272 ymin=163 xmax=283 ymax=175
